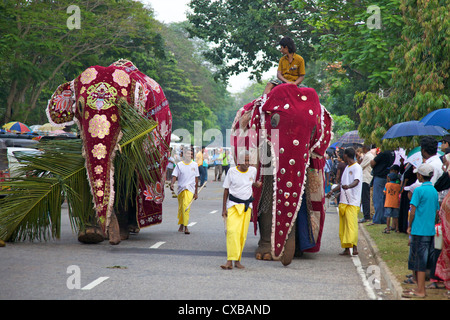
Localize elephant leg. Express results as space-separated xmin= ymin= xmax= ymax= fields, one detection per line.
xmin=116 ymin=209 xmax=130 ymax=241
xmin=107 ymin=211 xmax=121 ymax=245
xmin=280 ymin=223 xmax=296 ymax=266
xmin=127 ymin=199 xmax=140 ymax=234
xmin=256 ymin=210 xmax=273 ymax=260
xmin=255 ymin=173 xmax=273 ymax=260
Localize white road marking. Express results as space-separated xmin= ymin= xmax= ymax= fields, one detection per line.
xmin=81 ymin=277 xmax=109 ymax=290
xmin=209 ymin=210 xmax=218 ymax=214
xmin=351 ymin=255 xmax=378 ymax=300
xmin=336 ymin=207 xmax=378 ymax=300
xmin=187 ymin=222 xmax=197 ymax=227
xmin=149 ymin=241 xmax=166 ymax=249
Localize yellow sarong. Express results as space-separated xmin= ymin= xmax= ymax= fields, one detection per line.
xmin=226 ymin=204 xmax=252 ymax=261
xmin=338 ymin=203 xmax=359 ymax=248
xmin=178 ymin=189 xmax=194 ymax=226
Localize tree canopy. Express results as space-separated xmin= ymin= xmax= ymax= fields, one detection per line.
xmin=1 ymin=0 xmax=448 ymax=150
xmin=188 ymin=0 xmax=449 ymax=147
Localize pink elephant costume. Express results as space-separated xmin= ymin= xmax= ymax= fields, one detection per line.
xmin=230 ymin=83 xmax=333 ymax=265
xmin=46 ymin=60 xmax=172 ymax=242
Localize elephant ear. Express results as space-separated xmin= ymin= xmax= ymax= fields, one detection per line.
xmin=46 ymin=81 xmax=76 ymax=127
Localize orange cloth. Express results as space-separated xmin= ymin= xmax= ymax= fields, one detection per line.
xmin=384 ymin=182 xmax=402 ymax=208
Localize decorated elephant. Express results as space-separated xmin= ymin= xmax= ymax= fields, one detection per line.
xmin=45 ymin=59 xmax=172 ymax=244
xmin=230 ymin=83 xmax=332 ymax=266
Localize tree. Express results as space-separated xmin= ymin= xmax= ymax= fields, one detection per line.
xmin=357 ymin=0 xmax=449 ymax=150
xmin=0 ymin=0 xmax=162 ymax=124
xmin=187 ymin=0 xmax=319 ymax=82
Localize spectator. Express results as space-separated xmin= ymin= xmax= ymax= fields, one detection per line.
xmin=420 ymin=136 xmax=443 ymax=186
xmin=398 ymin=163 xmax=417 ymax=233
xmin=435 ymin=154 xmax=450 ymax=296
xmin=221 ymin=149 xmax=231 ymax=176
xmin=196 ymin=146 xmax=207 ymax=187
xmin=359 ymin=145 xmax=374 ymax=223
xmin=383 ymin=172 xmax=402 ymax=233
xmin=369 ymin=149 xmax=395 ymax=225
xmin=440 ymin=135 xmax=450 ymax=155
xmin=403 ymin=163 xmax=440 ymax=298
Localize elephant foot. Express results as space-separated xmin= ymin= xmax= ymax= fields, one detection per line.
xmin=107 ymin=212 xmax=121 ymax=245
xmin=77 ymin=227 xmax=104 ymax=244
xmin=255 ymin=241 xmax=273 ymax=261
xmin=120 ymin=228 xmax=129 ymax=241
xmin=128 ymin=225 xmax=140 ymax=234
xmin=255 ymin=252 xmax=273 ymax=260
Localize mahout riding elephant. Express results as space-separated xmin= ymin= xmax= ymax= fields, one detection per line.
xmin=46 ymin=59 xmax=172 ymax=244
xmin=230 ymin=83 xmax=332 ymax=266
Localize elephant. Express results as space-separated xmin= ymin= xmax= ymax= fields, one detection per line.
xmin=230 ymin=83 xmax=333 ymax=266
xmin=46 ymin=59 xmax=172 ymax=244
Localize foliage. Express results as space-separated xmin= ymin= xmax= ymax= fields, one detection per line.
xmin=0 ymin=0 xmax=162 ymax=124
xmin=296 ymin=0 xmax=403 ymax=91
xmin=330 ymin=114 xmax=356 ymax=139
xmin=187 ymin=0 xmax=319 ymax=82
xmin=357 ymin=0 xmax=449 ymax=150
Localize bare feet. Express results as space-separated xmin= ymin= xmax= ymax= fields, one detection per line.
xmin=220 ymin=260 xmax=245 ymax=269
xmin=220 ymin=261 xmax=233 ymax=270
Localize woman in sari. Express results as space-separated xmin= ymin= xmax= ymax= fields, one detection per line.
xmin=436 ymin=154 xmax=450 ymax=298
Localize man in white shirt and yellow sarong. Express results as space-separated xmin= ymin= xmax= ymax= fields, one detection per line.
xmin=221 ymin=152 xmax=261 ymax=269
xmin=170 ymin=148 xmax=199 ymax=234
xmin=327 ymin=148 xmax=362 ymax=256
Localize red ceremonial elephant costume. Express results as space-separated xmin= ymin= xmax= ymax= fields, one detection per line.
xmin=230 ymin=84 xmax=333 ymax=265
xmin=46 ymin=59 xmax=171 ymax=243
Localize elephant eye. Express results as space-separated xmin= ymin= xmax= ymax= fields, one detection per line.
xmin=78 ymin=100 xmax=83 ymax=114
xmin=271 ymin=113 xmax=280 ymax=128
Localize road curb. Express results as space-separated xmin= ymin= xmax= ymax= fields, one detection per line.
xmin=359 ymin=223 xmax=404 ymax=300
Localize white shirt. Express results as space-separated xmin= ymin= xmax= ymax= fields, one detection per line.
xmin=172 ymin=160 xmax=199 ymax=195
xmin=360 ymin=151 xmax=374 ymax=184
xmin=425 ymin=154 xmax=443 ymax=186
xmin=223 ymin=166 xmax=257 ymax=209
xmin=340 ymin=162 xmax=363 ymax=207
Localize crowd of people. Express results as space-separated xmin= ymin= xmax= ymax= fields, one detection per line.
xmin=326 ymin=135 xmax=450 ymax=298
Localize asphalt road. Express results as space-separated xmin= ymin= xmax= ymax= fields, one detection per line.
xmin=0 ymin=168 xmax=390 ymax=302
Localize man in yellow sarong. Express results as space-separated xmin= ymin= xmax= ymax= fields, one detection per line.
xmin=327 ymin=148 xmax=362 ymax=256
xmin=221 ymin=152 xmax=261 ymax=269
xmin=170 ymin=148 xmax=199 ymax=234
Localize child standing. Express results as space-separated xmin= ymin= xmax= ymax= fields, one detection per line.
xmin=170 ymin=148 xmax=199 ymax=234
xmin=403 ymin=163 xmax=440 ymax=298
xmin=383 ymin=172 xmax=402 ymax=233
xmin=221 ymin=152 xmax=261 ymax=269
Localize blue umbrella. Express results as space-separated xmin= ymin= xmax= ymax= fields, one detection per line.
xmin=381 ymin=120 xmax=448 ymax=140
xmin=419 ymin=108 xmax=450 ymax=129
